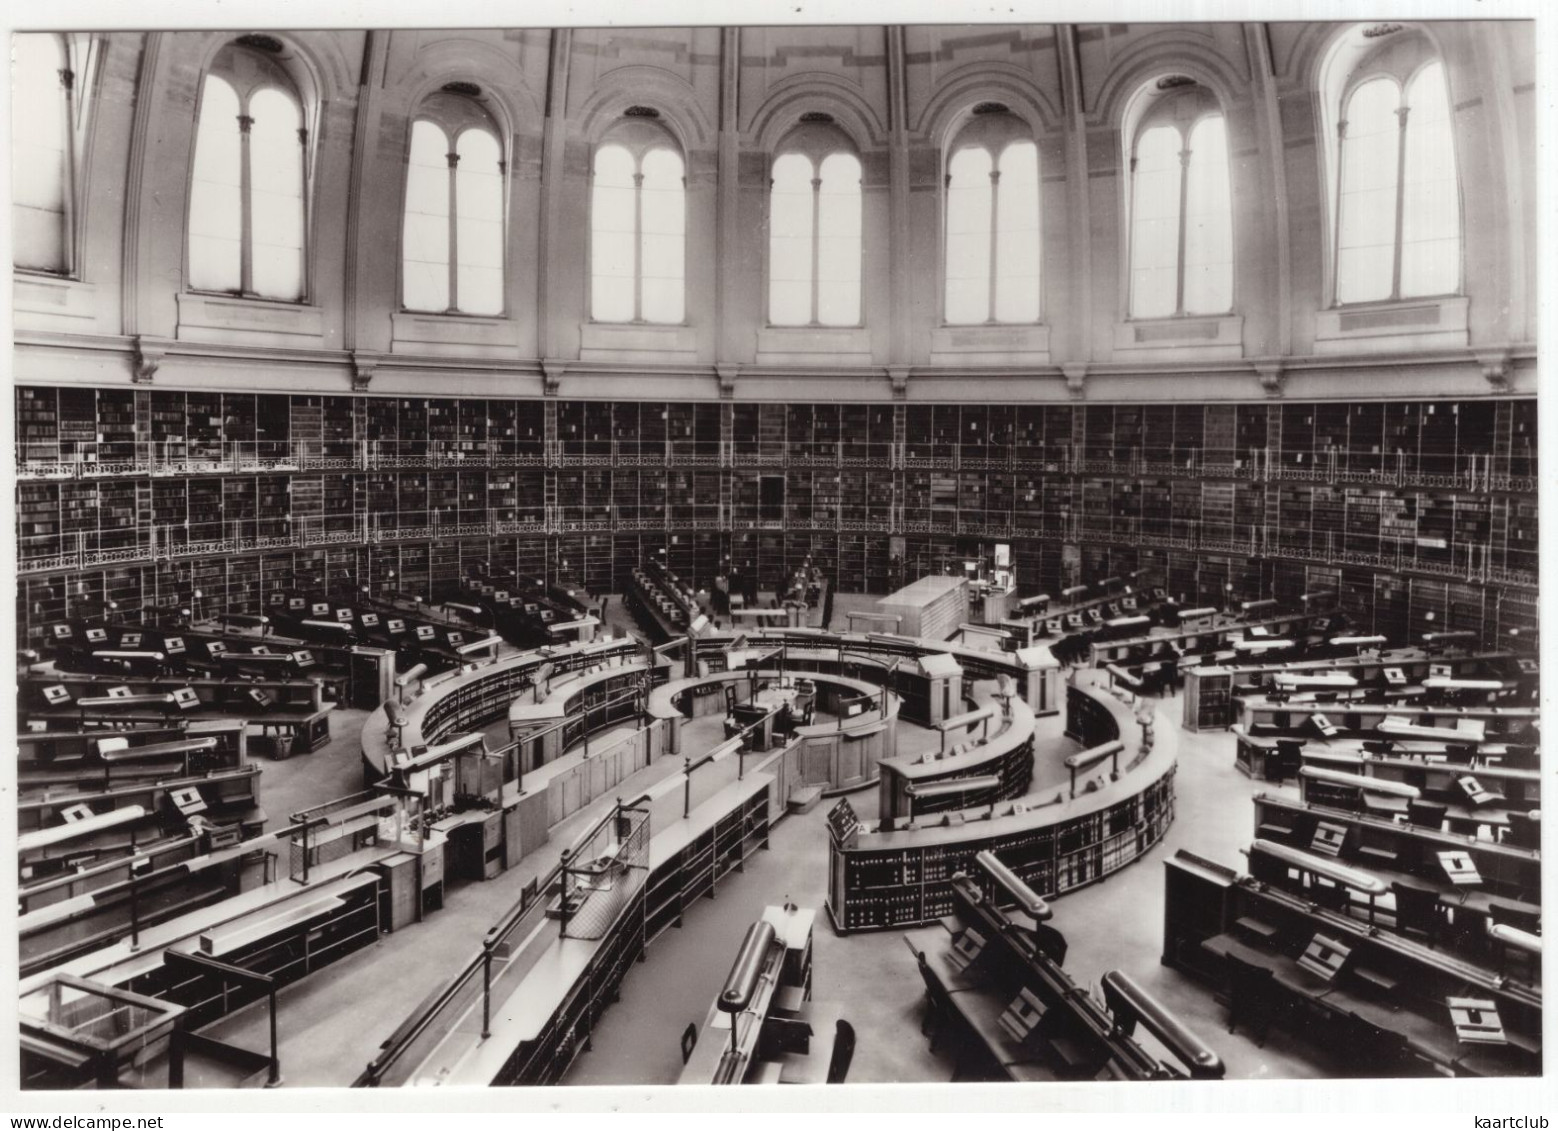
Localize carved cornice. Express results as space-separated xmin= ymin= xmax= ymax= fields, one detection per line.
xmin=351 ymin=350 xmax=382 ymax=392
xmin=715 ymin=363 xmax=740 ymax=399
xmin=131 ymin=336 xmax=168 ymax=384
xmin=542 ymin=358 xmax=567 ymax=396
xmin=1475 ymin=347 xmax=1513 ymax=394
xmin=1254 ymin=359 xmax=1285 ymax=398
xmin=1061 ymin=363 xmax=1088 ymax=398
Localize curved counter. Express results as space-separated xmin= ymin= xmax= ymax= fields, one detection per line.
xmin=826 ymin=671 xmax=1177 ymax=933
xmin=507 ymin=661 xmax=652 ymax=771
xmin=360 ymin=636 xmax=643 ymax=784
xmin=875 ymin=687 xmax=1037 ymax=820
xmin=688 ymin=627 xmax=1062 ymax=719
xmin=648 ymin=669 xmax=898 ymax=794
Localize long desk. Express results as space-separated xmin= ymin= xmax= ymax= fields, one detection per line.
xmin=1163 ymin=851 xmax=1540 ymax=1077
xmin=1183 ymin=649 xmax=1517 ymax=731
xmin=1087 ymin=610 xmax=1322 ymax=669
xmin=828 ymin=672 xmax=1176 ymax=933
xmin=902 ymin=871 xmax=1219 ymax=1081
xmin=23 ymin=670 xmax=332 ymax=754
xmin=1234 ymin=697 xmax=1538 ymax=741
xmin=361 ymin=776 xmax=774 ymax=1087
xmin=676 ymin=904 xmax=821 ymax=1085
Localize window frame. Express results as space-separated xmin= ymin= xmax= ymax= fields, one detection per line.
xmin=1123 ymin=92 xmax=1233 ymax=321
xmin=941 ymin=110 xmax=1043 ymax=327
xmin=765 ymin=122 xmax=865 ymax=329
xmin=12 ymin=32 xmax=97 ymax=279
xmin=1330 ymin=56 xmax=1464 ymax=307
xmin=400 ymin=91 xmax=510 ymax=319
xmin=587 ymin=117 xmax=688 ymax=326
xmin=184 ymin=43 xmax=314 ymax=304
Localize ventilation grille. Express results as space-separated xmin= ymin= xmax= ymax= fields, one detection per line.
xmin=799 ymin=111 xmax=835 ymax=124
xmin=442 ymin=81 xmax=482 ymax=97
xmin=624 ymin=105 xmax=660 ymax=118
xmin=1135 ymin=319 xmax=1219 ymax=342
xmin=972 ymin=102 xmax=1010 ymax=115
xmin=1156 ymin=75 xmax=1196 ymax=91
xmin=1337 ymin=304 xmax=1441 ymax=332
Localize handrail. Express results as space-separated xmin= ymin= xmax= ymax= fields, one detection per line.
xmin=1100 ymin=970 xmax=1225 ymax=1080
xmin=359 ymin=701 xmax=756 ymax=1087
xmin=356 ymin=797 xmax=624 ymax=1087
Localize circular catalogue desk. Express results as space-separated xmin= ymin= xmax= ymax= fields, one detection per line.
xmin=826 ymin=671 xmax=1177 ymax=933
xmin=648 ymin=669 xmax=899 ymax=795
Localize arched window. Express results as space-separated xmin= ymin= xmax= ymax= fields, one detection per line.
xmin=1124 ymin=78 xmax=1233 ymax=319
xmin=1322 ymin=26 xmax=1462 ymax=306
xmin=401 ymin=89 xmax=506 ymax=317
xmin=13 ymin=33 xmax=85 ymax=274
xmin=769 ymin=119 xmax=862 ymax=327
xmin=944 ymin=106 xmax=1040 ymax=325
xmin=590 ymin=115 xmax=686 ymax=324
xmin=1331 ymin=47 xmax=1460 ymax=304
xmin=188 ymin=42 xmax=309 ymax=301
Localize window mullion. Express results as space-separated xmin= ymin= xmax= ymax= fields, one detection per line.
xmin=1391 ymin=103 xmax=1410 ymax=302
xmin=810 ymin=168 xmax=822 ymax=325
xmin=446 ymin=148 xmax=460 ymax=312
xmin=987 ymin=167 xmax=1001 ymax=323
xmin=60 ymin=62 xmax=78 ymax=275
xmin=237 ymin=112 xmax=254 ymax=295
xmin=1175 ymin=137 xmax=1191 ymax=316
xmin=1127 ymin=153 xmax=1139 ymax=317
xmin=298 ymin=125 xmax=311 ymax=302
xmin=1331 ymin=118 xmax=1347 ymax=307
xmin=633 ymin=169 xmax=645 ymax=323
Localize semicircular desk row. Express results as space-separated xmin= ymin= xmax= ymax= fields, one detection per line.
xmin=683 ymin=627 xmax=1063 ymax=722
xmin=647 ymin=668 xmax=901 ymax=798
xmin=359 ymin=628 xmax=1063 ymax=881
xmin=826 ymin=671 xmax=1178 ymax=934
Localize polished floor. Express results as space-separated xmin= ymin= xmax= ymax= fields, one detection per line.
xmin=153 ymin=593 xmax=1364 ymax=1088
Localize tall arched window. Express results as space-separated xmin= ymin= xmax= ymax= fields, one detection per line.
xmin=769 ymin=118 xmax=862 ymax=327
xmin=13 ymin=33 xmax=81 ymax=274
xmin=188 ymin=41 xmax=309 ymax=301
xmin=1329 ymin=31 xmax=1461 ymax=305
xmin=401 ymin=88 xmax=506 ymax=317
xmin=1124 ymin=78 xmax=1233 ymax=319
xmin=590 ymin=113 xmax=686 ymax=324
xmin=944 ymin=106 xmax=1041 ymax=325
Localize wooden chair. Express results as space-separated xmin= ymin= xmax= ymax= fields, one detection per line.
xmin=1224 ymin=956 xmax=1279 ymax=1048
xmin=1406 ymin=799 xmax=1447 ymax=831
xmin=1505 ymin=810 xmax=1540 ymax=851
xmin=1390 ymin=881 xmax=1442 ymax=949
xmin=915 ymin=954 xmax=952 ymax=1045
xmin=826 ymin=1019 xmax=855 ymax=1084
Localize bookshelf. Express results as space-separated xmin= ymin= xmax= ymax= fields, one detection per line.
xmin=828 ymin=762 xmax=1175 ymax=932
xmin=11 ymin=387 xmax=1537 ymax=644
xmin=18 ymin=387 xmax=59 ymax=466
xmin=1182 ymin=666 xmax=1234 ymax=731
